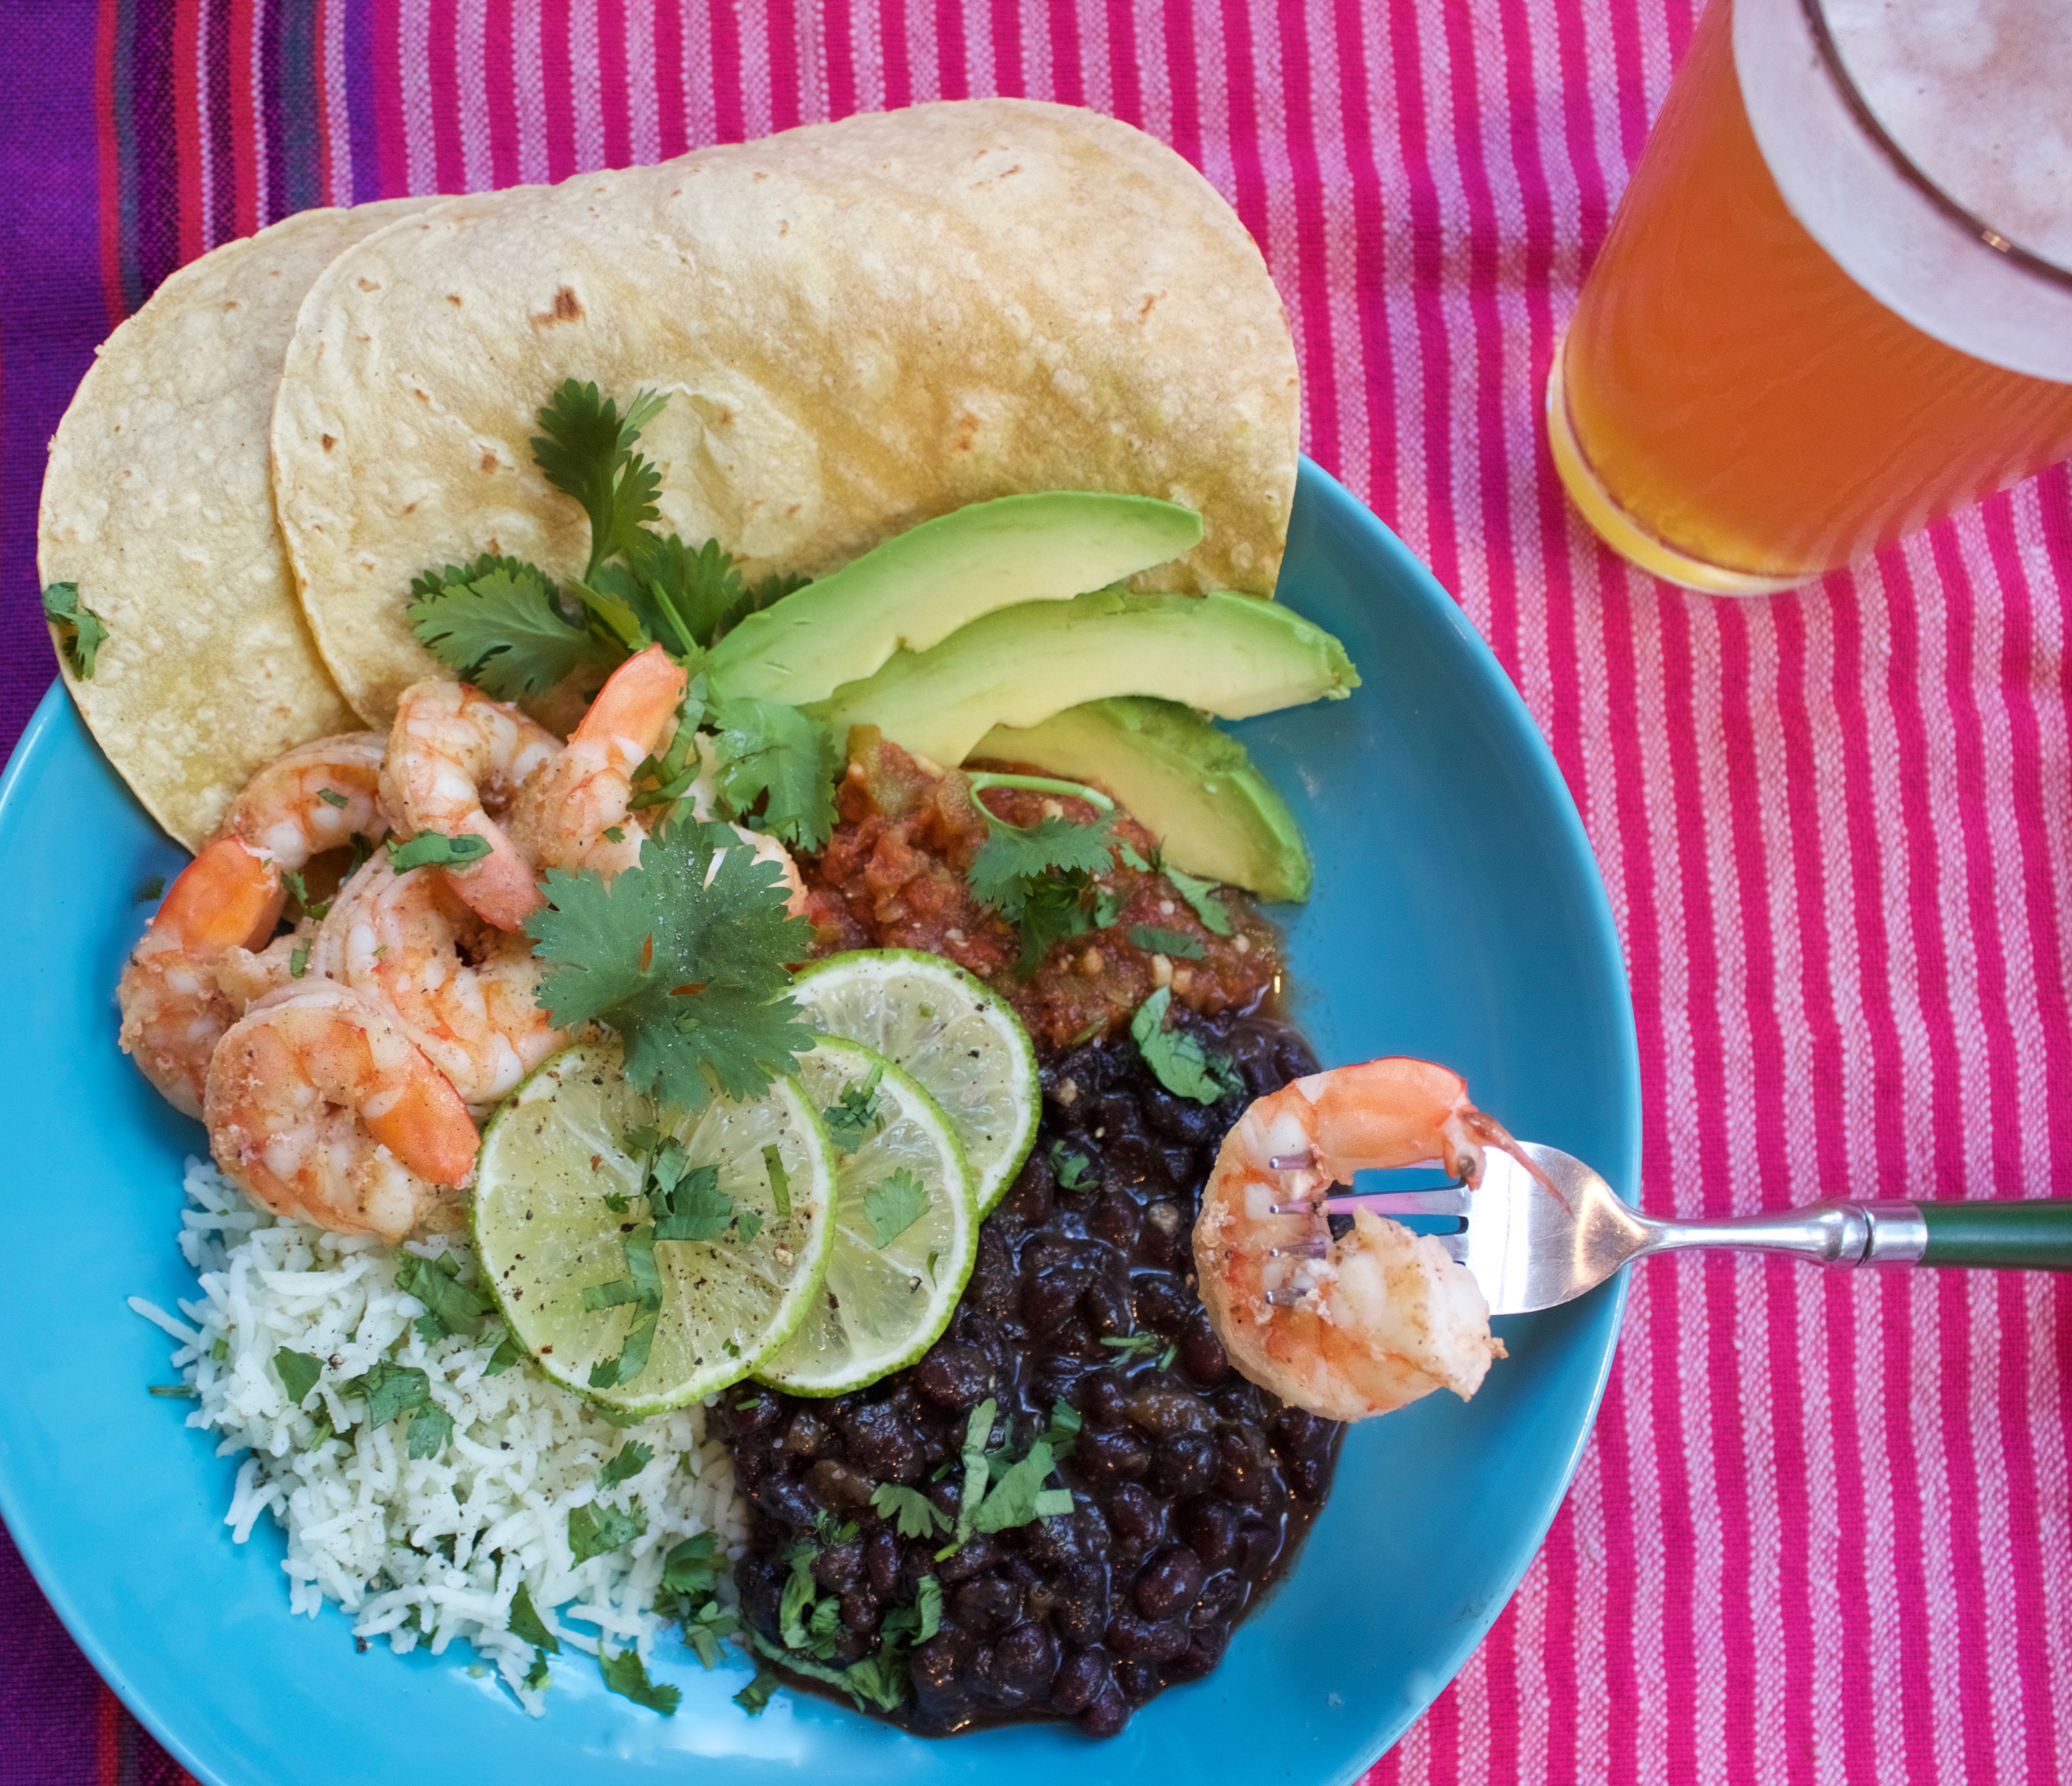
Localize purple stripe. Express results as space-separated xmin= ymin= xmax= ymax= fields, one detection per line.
xmin=343 ymin=0 xmax=381 ymax=202
xmin=269 ymin=0 xmax=320 ymax=218
xmin=206 ymin=0 xmax=233 ymax=244
xmin=130 ymin=0 xmax=182 ymax=300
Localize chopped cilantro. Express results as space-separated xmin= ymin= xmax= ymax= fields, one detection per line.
xmin=531 ymin=381 xmax=668 ymax=579
xmin=1130 ymin=987 xmax=1243 ymax=1105
xmin=134 ymin=874 xmax=165 ymax=903
xmin=972 ymin=1439 xmax=1072 ymax=1531
xmin=483 ymin=1329 xmax=527 ymax=1376
xmin=1093 ymin=885 xmax=1127 ymax=929
xmin=1100 ymin=1332 xmax=1164 ymax=1361
xmin=1163 ymin=864 xmax=1235 ymax=936
xmin=734 ymin=1665 xmax=783 ymax=1714
xmin=42 ymin=583 xmax=108 ymax=679
xmin=1048 ymin=1142 xmax=1094 ymax=1191
xmin=1042 ymin=1399 xmax=1082 ymax=1458
xmin=778 ymin=1543 xmax=820 ymax=1649
xmin=681 ymin=1599 xmax=739 ymax=1667
xmin=963 ymin=775 xmax=1124 ymax=978
xmin=388 ymin=830 xmax=494 ymax=872
xmin=870 ymin=1481 xmax=951 ymax=1540
xmin=406 ymin=1404 xmax=454 ymax=1459
xmin=394 ymin=1251 xmax=490 ymax=1339
xmin=599 ymin=1440 xmax=654 ymax=1488
xmin=626 ymin=673 xmax=711 ymax=817
xmin=937 ymin=1397 xmax=999 ymax=1559
xmin=360 ymin=1359 xmax=431 ymax=1428
xmin=745 ymin=1627 xmax=908 ymax=1715
xmin=1129 ymin=923 xmax=1205 ymax=960
xmin=652 ymin=1162 xmax=738 ymax=1242
xmin=705 ymin=695 xmax=841 ymax=851
xmin=1160 ymin=1342 xmax=1178 ymax=1371
xmin=599 ymin=1643 xmax=681 ymax=1715
xmin=408 ymin=558 xmax=609 ymax=700
xmin=821 ymin=1063 xmax=886 ymax=1154
xmin=913 ymin=1574 xmax=943 ymax=1643
xmin=508 ymin=1583 xmax=559 ymax=1653
xmin=288 ymin=938 xmax=312 ymax=979
xmin=862 ymin=1169 xmax=929 ymax=1249
xmin=1116 ymin=841 xmax=1152 ymax=871
xmin=763 ymin=1144 xmax=792 ymax=1217
xmin=735 ymin=1208 xmax=764 ymax=1244
xmin=316 ymin=788 xmax=349 ymax=809
xmin=528 ymin=819 xmax=815 ymax=1114
xmin=568 ymin=1500 xmax=648 ymax=1565
xmin=147 ymin=1384 xmax=197 ymax=1398
xmin=273 ymin=1348 xmax=322 ymax=1405
xmin=522 ymin=1653 xmax=554 ymax=1693
xmin=659 ymin=1531 xmax=721 ymax=1600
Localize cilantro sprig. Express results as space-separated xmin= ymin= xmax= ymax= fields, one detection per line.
xmin=1129 ymin=987 xmax=1244 ymax=1105
xmin=43 ymin=583 xmax=108 ymax=679
xmin=527 ymin=818 xmax=816 ymax=1115
xmin=964 ymin=773 xmax=1122 ymax=978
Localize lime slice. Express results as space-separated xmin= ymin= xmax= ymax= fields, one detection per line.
xmin=473 ymin=1041 xmax=837 ymax=1415
xmin=789 ymin=950 xmax=1039 ymax=1215
xmin=758 ymin=1038 xmax=980 ymax=1396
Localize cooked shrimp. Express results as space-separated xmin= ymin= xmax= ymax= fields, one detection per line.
xmin=204 ymin=981 xmax=477 ymax=1240
xmin=510 ymin=644 xmax=811 ymax=915
xmin=381 ymin=681 xmax=559 ymax=931
xmin=1193 ymin=1057 xmax=1525 ymax=1422
xmin=218 ymin=731 xmax=389 ymax=869
xmin=310 ymin=854 xmax=566 ymax=1107
xmin=117 ymin=837 xmax=286 ymax=1117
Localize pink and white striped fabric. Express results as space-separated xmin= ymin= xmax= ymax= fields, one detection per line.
xmin=5 ymin=4 xmax=2069 ymax=1783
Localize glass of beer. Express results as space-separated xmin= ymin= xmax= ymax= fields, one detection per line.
xmin=1548 ymin=0 xmax=2072 ymax=595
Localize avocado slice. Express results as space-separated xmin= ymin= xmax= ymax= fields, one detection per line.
xmin=707 ymin=491 xmax=1203 ymax=704
xmin=808 ymin=586 xmax=1359 ymax=768
xmin=973 ymin=697 xmax=1312 ymax=902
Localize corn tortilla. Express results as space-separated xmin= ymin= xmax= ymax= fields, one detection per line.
xmin=273 ymin=100 xmax=1301 ymax=726
xmin=38 ymin=198 xmax=443 ymax=850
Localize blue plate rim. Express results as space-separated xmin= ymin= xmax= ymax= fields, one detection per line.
xmin=0 ymin=455 xmax=1640 ymax=1783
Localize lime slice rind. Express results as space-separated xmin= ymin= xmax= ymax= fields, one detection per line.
xmin=789 ymin=950 xmax=1039 ymax=1216
xmin=757 ymin=1037 xmax=980 ymax=1397
xmin=473 ymin=1042 xmax=837 ymax=1415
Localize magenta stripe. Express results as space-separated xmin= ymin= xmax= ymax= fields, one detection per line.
xmin=1156 ymin=0 xmax=1200 ymax=171
xmin=930 ymin=0 xmax=965 ymax=99
xmin=765 ymin=0 xmax=799 ymax=133
xmin=1271 ymin=3 xmax=1339 ymax=483
xmin=652 ymin=0 xmax=685 ymax=155
xmin=537 ymin=0 xmax=573 ymax=174
xmin=708 ymin=0 xmax=744 ymax=141
xmin=1045 ymin=0 xmax=1082 ymax=104
xmin=877 ymin=2 xmax=910 ymax=111
xmin=595 ymin=0 xmax=630 ymax=162
xmin=1101 ymin=0 xmax=1140 ymax=124
xmin=481 ymin=0 xmax=519 ymax=183
xmin=821 ymin=0 xmax=855 ymax=118
xmin=426 ymin=0 xmax=462 ymax=188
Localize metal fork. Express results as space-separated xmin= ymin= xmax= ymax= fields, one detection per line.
xmin=1302 ymin=1146 xmax=2072 ymax=1315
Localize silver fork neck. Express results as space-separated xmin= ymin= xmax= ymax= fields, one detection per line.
xmin=1631 ymin=1198 xmax=1927 ymax=1266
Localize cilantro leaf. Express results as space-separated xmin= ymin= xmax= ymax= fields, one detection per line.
xmin=1129 ymin=923 xmax=1205 ymax=960
xmin=569 ymin=1500 xmax=648 ymax=1565
xmin=1048 ymin=1142 xmax=1094 ymax=1190
xmin=483 ymin=1329 xmax=527 ymax=1375
xmin=360 ymin=1360 xmax=431 ymax=1429
xmin=660 ymin=1532 xmax=721 ymax=1599
xmin=937 ymin=1398 xmax=998 ymax=1559
xmin=870 ymin=1481 xmax=951 ymax=1540
xmin=734 ymin=1666 xmax=782 ymax=1714
xmin=682 ymin=1599 xmax=739 ymax=1667
xmin=508 ymin=1582 xmax=560 ymax=1653
xmin=1162 ymin=865 xmax=1235 ymax=937
xmin=599 ymin=1644 xmax=681 ymax=1715
xmin=532 ymin=381 xmax=669 ymax=577
xmin=707 ymin=696 xmax=841 ymax=851
xmin=972 ymin=1438 xmax=1065 ymax=1533
xmin=523 ymin=1653 xmax=553 ymax=1692
xmin=273 ymin=1348 xmax=322 ymax=1405
xmin=408 ymin=560 xmax=610 ymax=699
xmin=913 ymin=1574 xmax=943 ymax=1643
xmin=407 ymin=1403 xmax=454 ymax=1459
xmin=745 ymin=1628 xmax=908 ymax=1715
xmin=394 ymin=1252 xmax=491 ymax=1339
xmin=763 ymin=1144 xmax=792 ymax=1216
xmin=599 ymin=1441 xmax=654 ymax=1488
xmin=288 ymin=939 xmax=312 ymax=979
xmin=1129 ymin=987 xmax=1243 ymax=1105
xmin=388 ymin=831 xmax=493 ymax=872
xmin=967 ymin=816 xmax=1118 ymax=917
xmin=1101 ymin=1332 xmax=1163 ymax=1360
xmin=652 ymin=1162 xmax=738 ymax=1242
xmin=862 ymin=1169 xmax=929 ymax=1250
xmin=528 ymin=819 xmax=816 ymax=1114
xmin=778 ymin=1545 xmax=820 ymax=1649
xmin=42 ymin=583 xmax=108 ymax=679
xmin=1093 ymin=886 xmax=1127 ymax=929
xmin=1042 ymin=1399 xmax=1082 ymax=1458
xmin=822 ymin=1064 xmax=886 ymax=1154
xmin=615 ymin=532 xmax=754 ymax=649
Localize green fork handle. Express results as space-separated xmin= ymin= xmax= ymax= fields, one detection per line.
xmin=1917 ymin=1200 xmax=2072 ymax=1270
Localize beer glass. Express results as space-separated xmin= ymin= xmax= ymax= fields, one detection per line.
xmin=1548 ymin=0 xmax=2072 ymax=595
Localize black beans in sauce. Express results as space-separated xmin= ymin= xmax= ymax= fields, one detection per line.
xmin=716 ymin=1010 xmax=1341 ymax=1736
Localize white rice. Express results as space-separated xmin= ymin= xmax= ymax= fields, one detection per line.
xmin=133 ymin=1158 xmax=746 ymax=1712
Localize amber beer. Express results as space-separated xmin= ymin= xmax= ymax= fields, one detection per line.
xmin=1550 ymin=0 xmax=2072 ymax=594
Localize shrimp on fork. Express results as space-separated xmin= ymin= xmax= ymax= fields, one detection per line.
xmin=205 ymin=981 xmax=478 ymax=1240
xmin=1194 ymin=1058 xmax=1530 ymax=1422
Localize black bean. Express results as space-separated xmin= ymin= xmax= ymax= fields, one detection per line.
xmin=1079 ymin=1274 xmax=1132 ymax=1338
xmin=1080 ymin=1373 xmax=1129 ymax=1429
xmin=1001 ymin=1150 xmax=1057 ymax=1225
xmin=1085 ymin=1189 xmax=1140 ymax=1250
xmin=1106 ymin=1482 xmax=1166 ymax=1551
xmin=779 ymin=1410 xmax=834 ymax=1460
xmin=1021 ymin=1513 xmax=1088 ymax=1569
xmin=1076 ymin=1681 xmax=1129 ymax=1738
xmin=1164 ymin=1625 xmax=1230 ymax=1682
xmin=1179 ymin=1311 xmax=1230 ymax=1386
xmin=1177 ymin=1496 xmax=1241 ymax=1566
xmin=748 ymin=1471 xmax=819 ymax=1527
xmin=1073 ymin=1426 xmax=1153 ymax=1488
xmin=967 ymin=1226 xmax=1017 ymax=1318
xmin=936 ymin=1534 xmax=1006 ymax=1585
xmin=864 ymin=1530 xmax=902 ymax=1597
xmin=1190 ymin=1570 xmax=1243 ymax=1627
xmin=1092 ymin=1090 xmax=1140 ymax=1136
xmin=1104 ymin=1609 xmax=1189 ymax=1662
xmin=1134 ymin=1546 xmax=1206 ymax=1619
xmin=1215 ymin=1427 xmax=1278 ymax=1503
xmin=1284 ymin=1450 xmax=1331 ymax=1504
xmin=812 ymin=1536 xmax=864 ymax=1594
xmin=994 ymin=1620 xmax=1060 ymax=1694
xmin=834 ymin=1400 xmax=923 ymax=1482
xmin=1151 ymin=1432 xmax=1219 ymax=1499
xmin=907 ymin=1631 xmax=965 ymax=1716
xmin=1143 ymin=1086 xmax=1219 ymax=1145
xmin=737 ymin=1553 xmax=783 ymax=1639
xmin=1048 ymin=1644 xmax=1110 ymax=1715
xmin=1126 ymin=1383 xmax=1213 ymax=1438
xmin=839 ymin=1587 xmax=881 ymax=1634
xmin=807 ymin=1459 xmax=876 ymax=1514
xmin=1130 ymin=1272 xmax=1194 ymax=1338
xmin=914 ymin=1342 xmax=993 ymax=1410
xmin=953 ymin=1573 xmax=1023 ymax=1635
xmin=1116 ymin=1659 xmax=1165 ymax=1705
xmin=1051 ymin=1560 xmax=1109 ymax=1647
xmin=1141 ymin=1200 xmax=1186 ymax=1268
xmin=1031 ymin=1352 xmax=1090 ymax=1409
xmin=725 ymin=1394 xmax=785 ymax=1440
xmin=1237 ymin=1521 xmax=1283 ymax=1576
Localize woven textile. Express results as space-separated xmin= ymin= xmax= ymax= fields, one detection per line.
xmin=2 ymin=4 xmax=2068 ymax=1784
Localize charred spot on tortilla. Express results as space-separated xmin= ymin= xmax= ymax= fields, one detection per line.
xmin=534 ymin=286 xmax=584 ymax=325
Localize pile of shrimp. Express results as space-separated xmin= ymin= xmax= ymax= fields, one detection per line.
xmin=117 ymin=645 xmax=805 ymax=1244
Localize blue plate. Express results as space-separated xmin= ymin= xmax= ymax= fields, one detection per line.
xmin=0 ymin=460 xmax=1638 ymax=1786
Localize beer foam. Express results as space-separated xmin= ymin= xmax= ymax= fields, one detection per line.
xmin=1826 ymin=0 xmax=2072 ymax=269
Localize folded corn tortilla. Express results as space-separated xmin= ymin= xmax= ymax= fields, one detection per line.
xmin=38 ymin=197 xmax=444 ymax=849
xmin=273 ymin=99 xmax=1301 ymax=726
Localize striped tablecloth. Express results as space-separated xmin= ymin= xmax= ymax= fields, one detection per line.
xmin=2 ymin=5 xmax=2068 ymax=1783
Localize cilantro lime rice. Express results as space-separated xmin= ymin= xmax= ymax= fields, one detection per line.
xmin=130 ymin=1159 xmax=746 ymax=1712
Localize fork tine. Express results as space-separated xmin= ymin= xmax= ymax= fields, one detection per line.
xmin=1311 ymin=1185 xmax=1472 ymax=1218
